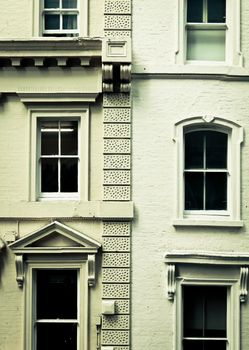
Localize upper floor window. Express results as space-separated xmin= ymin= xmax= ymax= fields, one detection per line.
xmin=43 ymin=0 xmax=79 ymax=36
xmin=39 ymin=120 xmax=79 ymax=196
xmin=33 ymin=0 xmax=88 ymax=37
xmin=184 ymin=130 xmax=228 ymax=211
xmin=186 ymin=0 xmax=226 ymax=61
xmin=173 ymin=116 xmax=243 ymax=227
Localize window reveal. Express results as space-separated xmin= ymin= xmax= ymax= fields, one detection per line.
xmin=186 ymin=0 xmax=226 ymax=61
xmin=183 ymin=286 xmax=227 ymax=350
xmin=40 ymin=120 xmax=78 ymax=194
xmin=184 ymin=130 xmax=228 ymax=211
xmin=35 ymin=269 xmax=78 ymax=350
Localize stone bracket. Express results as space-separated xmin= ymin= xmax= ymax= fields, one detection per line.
xmin=15 ymin=254 xmax=24 ymax=288
xmin=240 ymin=267 xmax=249 ymax=303
xmin=102 ymin=63 xmax=131 ymax=92
xmin=167 ymin=264 xmax=176 ymax=301
xmin=88 ymin=254 xmax=96 ymax=287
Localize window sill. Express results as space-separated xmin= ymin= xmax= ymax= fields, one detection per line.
xmin=173 ymin=219 xmax=243 ymax=228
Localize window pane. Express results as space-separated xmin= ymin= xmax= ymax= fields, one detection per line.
xmin=63 ymin=15 xmax=78 ymax=29
xmin=185 ymin=172 xmax=204 ymax=210
xmin=44 ymin=14 xmax=60 ymax=30
xmin=208 ymin=0 xmax=226 ymax=23
xmin=187 ymin=29 xmax=226 ymax=61
xmin=62 ymin=0 xmax=77 ymax=8
xmin=61 ymin=121 xmax=78 ymax=155
xmin=41 ymin=122 xmax=59 ymax=155
xmin=206 ymin=131 xmax=227 ymax=169
xmin=61 ymin=158 xmax=78 ymax=192
xmin=36 ymin=270 xmax=77 ymax=319
xmin=184 ymin=286 xmax=227 ymax=340
xmin=187 ymin=0 xmax=203 ymax=22
xmin=44 ymin=0 xmax=59 ymax=8
xmin=41 ymin=158 xmax=58 ymax=192
xmin=37 ymin=323 xmax=77 ymax=350
xmin=185 ymin=131 xmax=204 ymax=169
xmin=206 ymin=172 xmax=227 ymax=210
xmin=183 ymin=340 xmax=227 ymax=350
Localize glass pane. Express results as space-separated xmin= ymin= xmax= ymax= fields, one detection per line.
xmin=61 ymin=121 xmax=78 ymax=155
xmin=37 ymin=323 xmax=77 ymax=350
xmin=41 ymin=158 xmax=58 ymax=192
xmin=183 ymin=340 xmax=227 ymax=350
xmin=41 ymin=122 xmax=59 ymax=155
xmin=185 ymin=131 xmax=204 ymax=169
xmin=185 ymin=172 xmax=204 ymax=210
xmin=187 ymin=29 xmax=226 ymax=61
xmin=63 ymin=15 xmax=78 ymax=29
xmin=44 ymin=0 xmax=59 ymax=8
xmin=208 ymin=0 xmax=226 ymax=23
xmin=61 ymin=158 xmax=78 ymax=192
xmin=206 ymin=131 xmax=227 ymax=169
xmin=44 ymin=14 xmax=60 ymax=30
xmin=184 ymin=286 xmax=227 ymax=339
xmin=36 ymin=270 xmax=77 ymax=319
xmin=206 ymin=172 xmax=227 ymax=210
xmin=187 ymin=0 xmax=203 ymax=22
xmin=62 ymin=0 xmax=77 ymax=8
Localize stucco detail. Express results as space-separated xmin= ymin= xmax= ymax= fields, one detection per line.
xmin=102 ymin=315 xmax=130 ymax=329
xmin=103 ymin=268 xmax=130 ymax=283
xmin=115 ymin=300 xmax=130 ymax=314
xmin=103 ymin=237 xmax=130 ymax=252
xmin=104 ymin=15 xmax=131 ymax=30
xmin=104 ymin=155 xmax=131 ymax=169
xmin=104 ymin=0 xmax=131 ymax=14
xmin=104 ymin=124 xmax=131 ymax=138
xmin=103 ymin=284 xmax=130 ymax=298
xmin=102 ymin=331 xmax=129 ymax=345
xmin=104 ymin=139 xmax=131 ymax=154
xmin=103 ymin=186 xmax=130 ymax=201
xmin=103 ymin=94 xmax=131 ymax=107
xmin=104 ymin=109 xmax=131 ymax=123
xmin=103 ymin=222 xmax=131 ymax=236
xmin=102 ymin=253 xmax=130 ymax=267
xmin=104 ymin=30 xmax=131 ymax=38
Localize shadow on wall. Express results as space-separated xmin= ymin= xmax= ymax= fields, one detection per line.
xmin=0 ymin=239 xmax=6 ymax=287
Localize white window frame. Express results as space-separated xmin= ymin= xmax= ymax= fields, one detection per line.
xmin=25 ymin=261 xmax=88 ymax=350
xmin=33 ymin=0 xmax=88 ymax=37
xmin=173 ymin=116 xmax=243 ymax=227
xmin=29 ymin=108 xmax=89 ymax=201
xmin=175 ymin=0 xmax=241 ymax=66
xmin=175 ymin=277 xmax=240 ymax=350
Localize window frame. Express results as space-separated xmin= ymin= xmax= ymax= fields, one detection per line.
xmin=175 ymin=0 xmax=241 ymax=66
xmin=25 ymin=261 xmax=88 ymax=350
xmin=173 ymin=116 xmax=243 ymax=227
xmin=30 ymin=108 xmax=89 ymax=201
xmin=175 ymin=277 xmax=239 ymax=350
xmin=33 ymin=0 xmax=88 ymax=37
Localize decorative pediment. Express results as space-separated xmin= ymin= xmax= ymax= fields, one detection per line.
xmin=9 ymin=221 xmax=101 ymax=288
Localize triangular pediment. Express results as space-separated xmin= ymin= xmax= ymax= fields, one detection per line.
xmin=9 ymin=221 xmax=101 ymax=254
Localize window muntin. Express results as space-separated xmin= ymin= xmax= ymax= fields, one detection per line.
xmin=33 ymin=269 xmax=80 ymax=350
xmin=186 ymin=0 xmax=226 ymax=61
xmin=39 ymin=120 xmax=79 ymax=197
xmin=183 ymin=285 xmax=227 ymax=350
xmin=184 ymin=130 xmax=228 ymax=211
xmin=43 ymin=0 xmax=79 ymax=36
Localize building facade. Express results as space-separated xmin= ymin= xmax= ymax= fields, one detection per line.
xmin=0 ymin=1 xmax=132 ymax=350
xmin=132 ymin=0 xmax=249 ymax=349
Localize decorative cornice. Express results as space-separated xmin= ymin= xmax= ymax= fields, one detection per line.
xmin=165 ymin=250 xmax=249 ymax=266
xmin=17 ymin=92 xmax=100 ymax=103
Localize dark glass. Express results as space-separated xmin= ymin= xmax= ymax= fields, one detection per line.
xmin=61 ymin=158 xmax=78 ymax=192
xmin=63 ymin=15 xmax=77 ymax=29
xmin=185 ymin=172 xmax=203 ymax=210
xmin=184 ymin=286 xmax=227 ymax=339
xmin=44 ymin=14 xmax=60 ymax=30
xmin=208 ymin=0 xmax=226 ymax=23
xmin=183 ymin=340 xmax=227 ymax=350
xmin=185 ymin=131 xmax=204 ymax=169
xmin=62 ymin=0 xmax=77 ymax=8
xmin=37 ymin=323 xmax=77 ymax=350
xmin=41 ymin=122 xmax=59 ymax=155
xmin=36 ymin=270 xmax=77 ymax=319
xmin=206 ymin=172 xmax=227 ymax=210
xmin=206 ymin=131 xmax=227 ymax=169
xmin=41 ymin=158 xmax=58 ymax=192
xmin=187 ymin=0 xmax=203 ymax=22
xmin=61 ymin=122 xmax=78 ymax=155
xmin=44 ymin=0 xmax=59 ymax=8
